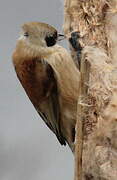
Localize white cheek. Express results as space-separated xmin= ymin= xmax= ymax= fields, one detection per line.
xmin=18 ymin=35 xmax=26 ymax=40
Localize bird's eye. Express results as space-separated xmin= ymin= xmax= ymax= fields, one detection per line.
xmin=45 ymin=31 xmax=57 ymax=47
xmin=24 ymin=32 xmax=29 ymax=37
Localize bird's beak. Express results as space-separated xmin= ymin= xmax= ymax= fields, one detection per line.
xmin=58 ymin=34 xmax=65 ymax=41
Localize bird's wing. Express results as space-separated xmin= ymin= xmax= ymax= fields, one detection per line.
xmin=37 ymin=61 xmax=66 ymax=146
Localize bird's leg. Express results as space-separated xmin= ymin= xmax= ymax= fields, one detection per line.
xmin=69 ymin=32 xmax=82 ymax=69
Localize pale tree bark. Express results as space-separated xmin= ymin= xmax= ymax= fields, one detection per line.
xmin=63 ymin=0 xmax=117 ymax=180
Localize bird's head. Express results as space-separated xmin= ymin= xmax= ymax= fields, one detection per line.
xmin=18 ymin=22 xmax=64 ymax=49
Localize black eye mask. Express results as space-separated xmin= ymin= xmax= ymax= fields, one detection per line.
xmin=45 ymin=31 xmax=57 ymax=47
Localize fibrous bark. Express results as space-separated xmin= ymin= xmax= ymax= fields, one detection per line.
xmin=63 ymin=0 xmax=117 ymax=180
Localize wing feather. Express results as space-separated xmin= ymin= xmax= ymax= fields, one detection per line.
xmin=37 ymin=61 xmax=66 ymax=145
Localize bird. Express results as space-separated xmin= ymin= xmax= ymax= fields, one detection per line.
xmin=12 ymin=22 xmax=80 ymax=152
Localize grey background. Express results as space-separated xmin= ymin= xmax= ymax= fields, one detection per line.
xmin=0 ymin=0 xmax=74 ymax=180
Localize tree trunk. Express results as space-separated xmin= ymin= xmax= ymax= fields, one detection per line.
xmin=63 ymin=0 xmax=117 ymax=180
